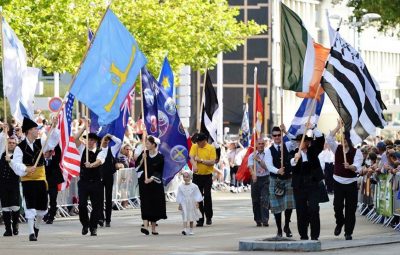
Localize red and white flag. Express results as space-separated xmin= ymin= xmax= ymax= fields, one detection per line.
xmin=58 ymin=93 xmax=81 ymax=191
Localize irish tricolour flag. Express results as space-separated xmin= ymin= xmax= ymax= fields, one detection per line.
xmin=281 ymin=2 xmax=318 ymax=93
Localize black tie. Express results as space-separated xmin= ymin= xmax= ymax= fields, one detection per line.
xmin=277 ymin=145 xmax=281 ymax=153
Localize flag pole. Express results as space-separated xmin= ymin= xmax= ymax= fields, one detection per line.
xmin=33 ymin=4 xmax=112 ymax=167
xmin=280 ymin=87 xmax=284 ymax=168
xmin=0 ymin=7 xmax=9 ymax=158
xmin=85 ymin=106 xmax=89 ymax=164
xmin=139 ymin=71 xmax=148 ymax=180
xmin=252 ymin=67 xmax=258 ymax=178
xmin=196 ymin=66 xmax=208 ymax=131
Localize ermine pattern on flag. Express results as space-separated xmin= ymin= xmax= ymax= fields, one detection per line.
xmin=58 ymin=93 xmax=81 ymax=190
xmin=321 ymin=30 xmax=386 ymax=145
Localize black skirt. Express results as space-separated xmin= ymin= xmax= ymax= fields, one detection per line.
xmin=0 ymin=182 xmax=20 ymax=208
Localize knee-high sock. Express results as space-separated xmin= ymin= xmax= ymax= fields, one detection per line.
xmin=35 ymin=216 xmax=43 ymax=229
xmin=284 ymin=209 xmax=292 ymax=227
xmin=28 ymin=219 xmax=35 ymax=234
xmin=274 ymin=213 xmax=282 ymax=232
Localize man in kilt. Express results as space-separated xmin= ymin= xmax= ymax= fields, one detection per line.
xmin=248 ymin=137 xmax=270 ymax=227
xmin=265 ymin=125 xmax=295 ymax=237
xmin=0 ymin=125 xmax=20 ymax=237
xmin=10 ymin=117 xmax=60 ymax=241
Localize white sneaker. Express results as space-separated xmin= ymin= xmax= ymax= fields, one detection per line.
xmin=188 ymin=228 xmax=194 ymax=235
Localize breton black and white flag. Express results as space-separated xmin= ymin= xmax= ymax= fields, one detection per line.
xmin=200 ymin=72 xmax=220 ymax=143
xmin=321 ymin=27 xmax=386 ymax=145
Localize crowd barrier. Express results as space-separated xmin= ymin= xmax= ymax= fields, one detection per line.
xmin=358 ymin=173 xmax=400 ymax=230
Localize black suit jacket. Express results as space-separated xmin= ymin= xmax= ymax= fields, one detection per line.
xmin=45 ymin=145 xmax=65 ymax=187
xmin=291 ymin=135 xmax=325 ymax=189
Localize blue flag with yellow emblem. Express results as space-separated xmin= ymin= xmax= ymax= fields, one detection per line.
xmin=70 ymin=9 xmax=147 ymax=125
xmin=158 ymin=57 xmax=174 ymax=99
xmin=142 ymin=67 xmax=188 ymax=184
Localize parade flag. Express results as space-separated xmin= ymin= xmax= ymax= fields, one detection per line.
xmin=200 ymin=72 xmax=220 ymax=143
xmin=141 ymin=68 xmax=188 ymax=184
xmin=321 ymin=23 xmax=386 ymax=145
xmin=90 ymin=88 xmax=133 ymax=148
xmin=280 ymin=2 xmax=315 ymax=93
xmin=295 ymin=43 xmax=330 ymax=100
xmin=58 ymin=93 xmax=81 ymax=190
xmin=1 ymin=17 xmax=38 ymax=122
xmin=239 ymin=103 xmax=250 ymax=147
xmin=286 ymin=93 xmax=325 ymax=140
xmin=141 ymin=67 xmax=159 ymax=137
xmin=158 ymin=56 xmax=174 ymax=99
xmin=237 ymin=83 xmax=263 ymax=182
xmin=70 ymin=9 xmax=147 ymax=125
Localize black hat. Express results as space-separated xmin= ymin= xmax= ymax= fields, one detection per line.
xmin=22 ymin=117 xmax=38 ymax=133
xmin=293 ymin=134 xmax=313 ymax=142
xmin=88 ymin=133 xmax=100 ymax=141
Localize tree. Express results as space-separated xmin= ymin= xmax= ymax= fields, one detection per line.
xmin=347 ymin=0 xmax=400 ymax=35
xmin=1 ymin=0 xmax=266 ymax=76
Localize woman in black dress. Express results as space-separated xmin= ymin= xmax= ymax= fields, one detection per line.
xmin=138 ymin=135 xmax=167 ymax=235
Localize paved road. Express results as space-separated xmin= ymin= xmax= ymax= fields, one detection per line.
xmin=1 ymin=191 xmax=399 ymax=255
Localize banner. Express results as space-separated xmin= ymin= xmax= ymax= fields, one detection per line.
xmin=393 ymin=175 xmax=400 ymax=217
xmin=375 ymin=174 xmax=393 ymax=217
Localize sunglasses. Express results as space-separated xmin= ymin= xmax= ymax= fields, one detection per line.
xmin=272 ymin=134 xmax=281 ymax=137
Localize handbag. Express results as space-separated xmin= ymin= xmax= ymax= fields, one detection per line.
xmin=274 ymin=179 xmax=285 ymax=197
xmin=318 ymin=180 xmax=329 ymax=203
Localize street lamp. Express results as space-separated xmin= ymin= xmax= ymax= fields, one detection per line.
xmin=350 ymin=13 xmax=381 ymax=52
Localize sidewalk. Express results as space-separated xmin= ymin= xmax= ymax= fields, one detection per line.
xmin=1 ymin=191 xmax=399 ymax=255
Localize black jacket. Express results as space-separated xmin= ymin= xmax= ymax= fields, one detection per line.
xmin=291 ymin=135 xmax=325 ymax=189
xmin=45 ymin=145 xmax=65 ymax=187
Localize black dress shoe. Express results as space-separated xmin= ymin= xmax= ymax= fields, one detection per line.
xmin=82 ymin=226 xmax=89 ymax=235
xmin=29 ymin=234 xmax=37 ymax=241
xmin=334 ymin=224 xmax=343 ymax=236
xmin=98 ymin=220 xmax=104 ymax=227
xmin=90 ymin=228 xmax=97 ymax=236
xmin=206 ymin=219 xmax=212 ymax=225
xmin=276 ymin=231 xmax=283 ymax=238
xmin=140 ymin=228 xmax=149 ymax=235
xmin=263 ymin=222 xmax=269 ymax=227
xmin=105 ymin=222 xmax=111 ymax=227
xmin=283 ymin=226 xmax=293 ymax=237
xmin=34 ymin=227 xmax=39 ymax=238
xmin=3 ymin=229 xmax=12 ymax=236
xmin=256 ymin=222 xmax=262 ymax=227
xmin=345 ymin=234 xmax=352 ymax=240
xmin=46 ymin=219 xmax=54 ymax=224
xmin=300 ymin=236 xmax=309 ymax=240
xmin=196 ymin=222 xmax=204 ymax=227
xmin=311 ymin=237 xmax=319 ymax=241
xmin=151 ymin=231 xmax=159 ymax=235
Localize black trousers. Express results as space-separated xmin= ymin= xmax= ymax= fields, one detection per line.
xmin=78 ymin=180 xmax=103 ymax=230
xmin=324 ymin=163 xmax=334 ymax=193
xmin=293 ymin=186 xmax=320 ymax=240
xmin=47 ymin=185 xmax=59 ymax=220
xmin=251 ymin=176 xmax=270 ymax=224
xmin=230 ymin=166 xmax=239 ymax=187
xmin=193 ymin=174 xmax=213 ymax=222
xmin=333 ymin=180 xmax=358 ymax=235
xmin=102 ymin=176 xmax=114 ymax=223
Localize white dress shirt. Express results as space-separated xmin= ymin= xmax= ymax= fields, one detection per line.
xmin=248 ymin=149 xmax=269 ymax=177
xmin=11 ymin=129 xmax=61 ymax=177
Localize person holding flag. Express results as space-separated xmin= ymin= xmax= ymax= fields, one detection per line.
xmin=189 ymin=133 xmax=217 ymax=227
xmin=73 ymin=119 xmax=107 ymax=237
xmin=265 ymin=125 xmax=296 ymax=238
xmin=10 ymin=117 xmax=60 ymax=241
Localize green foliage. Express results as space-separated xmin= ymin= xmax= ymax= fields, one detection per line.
xmin=1 ymin=0 xmax=266 ymax=76
xmin=347 ymin=0 xmax=400 ymax=35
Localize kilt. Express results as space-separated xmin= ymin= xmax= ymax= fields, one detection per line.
xmin=269 ymin=177 xmax=295 ymax=214
xmin=0 ymin=182 xmax=20 ymax=208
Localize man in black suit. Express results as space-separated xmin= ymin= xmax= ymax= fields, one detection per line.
xmin=290 ymin=125 xmax=325 ymax=240
xmin=43 ymin=145 xmax=64 ymax=224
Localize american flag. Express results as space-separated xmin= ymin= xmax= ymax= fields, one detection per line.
xmin=58 ymin=93 xmax=81 ymax=191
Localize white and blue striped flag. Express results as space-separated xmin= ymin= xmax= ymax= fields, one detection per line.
xmin=286 ymin=93 xmax=325 ymax=139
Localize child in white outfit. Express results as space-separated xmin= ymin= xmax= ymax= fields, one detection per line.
xmin=176 ymin=169 xmax=203 ymax=235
